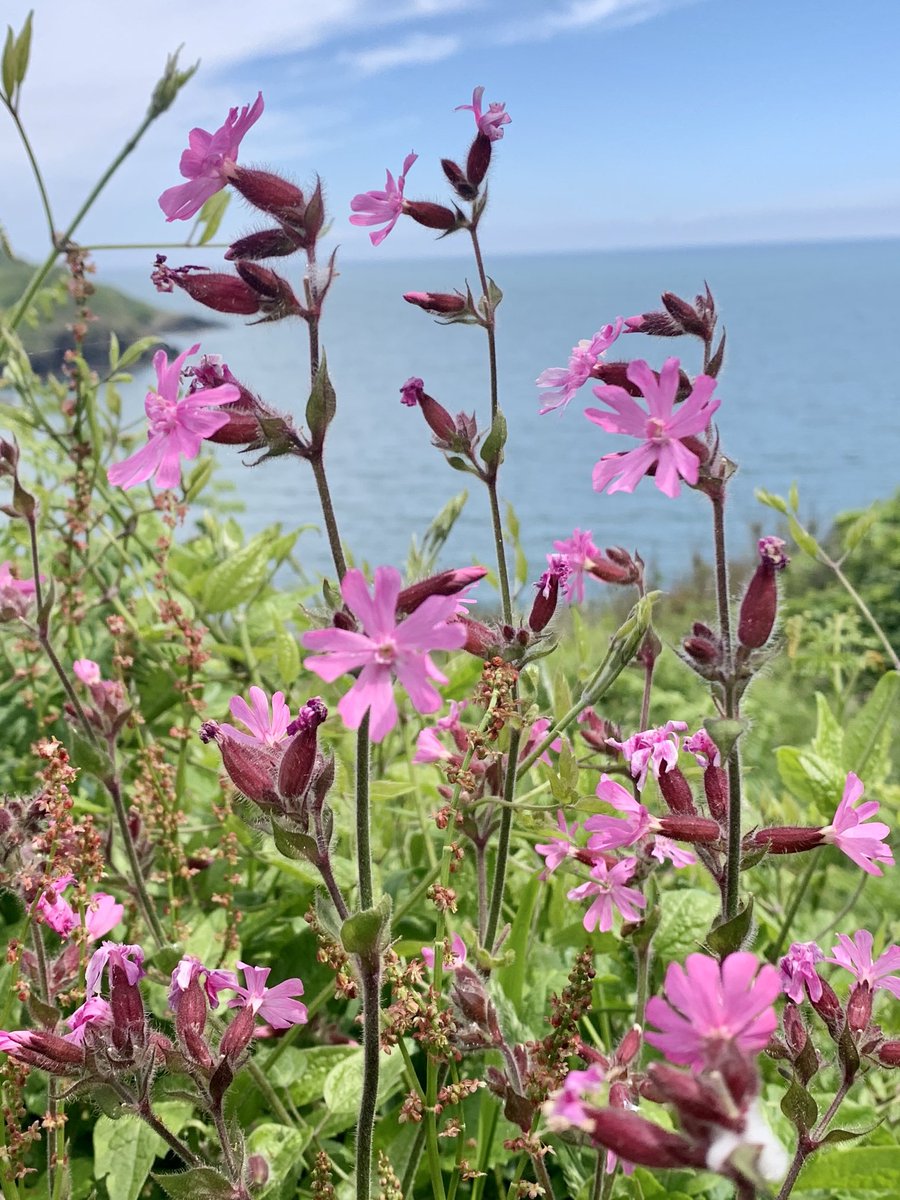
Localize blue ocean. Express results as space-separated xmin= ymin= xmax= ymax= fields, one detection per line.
xmin=109 ymin=238 xmax=900 ymax=586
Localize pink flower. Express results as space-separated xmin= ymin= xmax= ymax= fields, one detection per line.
xmin=544 ymin=1063 xmax=607 ymax=1130
xmin=73 ymin=659 xmax=101 ymax=685
xmin=779 ymin=941 xmax=824 ymax=1004
xmin=535 ymin=811 xmax=580 ymax=877
xmin=826 ymin=931 xmax=900 ymax=997
xmin=37 ymin=874 xmax=123 ymax=942
xmin=586 ymin=358 xmax=720 ymax=499
xmin=169 ymin=954 xmax=239 ymax=1010
xmin=522 ymin=717 xmax=563 ymax=766
xmin=219 ymin=686 xmax=292 ymax=748
xmin=683 ymin=729 xmax=721 ymax=769
xmin=302 ymin=566 xmax=466 ymax=743
xmin=820 ymin=772 xmax=893 ymax=876
xmin=230 ymin=962 xmax=307 ymax=1029
xmin=649 ymin=836 xmax=696 ymax=869
xmin=585 ymin=775 xmax=659 ymax=851
xmin=349 ymin=152 xmax=417 ymax=246
xmin=107 ymin=345 xmax=239 ymax=491
xmin=64 ymin=997 xmax=112 ymax=1045
xmin=86 ymin=942 xmax=145 ymax=997
xmin=414 ymin=700 xmax=468 ymax=764
xmin=456 ymin=86 xmax=511 ymax=141
xmin=645 ymin=953 xmax=781 ymax=1069
xmin=159 ymin=93 xmax=264 ymax=221
xmin=537 ymin=321 xmax=623 ymax=415
xmin=567 ymin=857 xmax=646 ymax=932
xmin=422 ymin=933 xmax=467 ymax=971
xmin=0 ymin=561 xmax=38 ymax=619
xmin=552 ymin=529 xmax=601 ymax=603
xmin=609 ymin=722 xmax=687 ymax=791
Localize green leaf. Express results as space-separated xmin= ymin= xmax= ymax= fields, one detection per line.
xmin=788 ymin=514 xmax=822 ymax=560
xmin=245 ymin=1123 xmax=311 ymax=1198
xmin=271 ymin=820 xmax=318 ymax=863
xmin=13 ymin=12 xmax=32 ymax=87
xmin=775 ymin=746 xmax=843 ymax=810
xmin=819 ymin=1122 xmax=883 ymax=1146
xmin=94 ymin=1105 xmax=190 ymax=1200
xmin=844 ymin=671 xmax=899 ymax=777
xmin=789 ymin=480 xmax=800 ymax=512
xmin=655 ymin=889 xmax=720 ymax=962
xmin=340 ymin=893 xmax=392 ymax=955
xmin=108 ymin=331 xmax=120 ymax=370
xmin=480 ymin=408 xmax=507 ymax=467
xmin=305 ymin=355 xmax=337 ymax=443
xmin=754 ymin=487 xmax=788 ymax=515
xmin=322 ymin=1042 xmax=409 ymax=1118
xmin=197 ymin=191 xmax=230 ymax=245
xmin=116 ymin=334 xmax=162 ymax=372
xmin=780 ymin=1079 xmax=818 ymax=1132
xmin=496 ymin=873 xmax=541 ymax=1014
xmin=68 ymin=728 xmax=113 ymax=781
xmin=261 ymin=1044 xmax=357 ymax=1104
xmin=706 ymin=897 xmax=754 ymax=958
xmin=369 ymin=780 xmax=415 ymax=802
xmin=793 ymin=1146 xmax=900 ymax=1192
xmin=445 ymin=455 xmax=477 ymax=474
xmin=273 ymin=625 xmax=301 ymax=684
xmin=810 ymin=693 xmax=844 ymax=765
xmin=2 ymin=27 xmax=16 ymax=100
xmin=842 ymin=505 xmax=880 ymax=554
xmin=201 ymin=537 xmax=270 ymax=612
xmin=153 ymin=1167 xmax=235 ymax=1200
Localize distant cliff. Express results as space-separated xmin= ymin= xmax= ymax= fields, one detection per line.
xmin=0 ymin=251 xmax=213 ymax=373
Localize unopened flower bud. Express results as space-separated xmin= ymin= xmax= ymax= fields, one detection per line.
xmin=247 ymin=1154 xmax=269 ymax=1187
xmin=810 ymin=977 xmax=844 ymax=1037
xmin=877 ymin=1041 xmax=900 ymax=1067
xmin=591 ymin=361 xmax=643 ymax=394
xmin=152 ymin=258 xmax=260 ymax=314
xmin=703 ymin=764 xmax=728 ymax=824
xmin=219 ymin=1004 xmax=255 ymax=1063
xmin=615 ymin=1025 xmax=642 ymax=1067
xmin=745 ymin=826 xmax=823 ymax=855
xmin=657 ymin=815 xmax=721 ymax=843
xmin=661 ymin=291 xmax=711 ymax=340
xmin=0 ymin=1029 xmax=86 ymax=1073
xmin=783 ymin=1002 xmax=808 ymax=1057
xmin=404 ymin=291 xmax=468 ymax=315
xmin=452 ymin=966 xmax=492 ymax=1027
xmin=110 ymin=956 xmax=146 ymax=1051
xmin=397 ymin=567 xmax=487 ymax=614
xmin=458 ymin=617 xmax=495 ymax=659
xmin=738 ymin=537 xmax=789 ymax=649
xmin=278 ymin=698 xmax=328 ymax=802
xmin=441 ymin=157 xmax=477 ymax=200
xmin=529 ymin=558 xmax=568 ymax=632
xmin=201 ymin=723 xmax=281 ymax=810
xmin=683 ymin=635 xmax=721 ymax=664
xmin=586 ymin=1107 xmax=706 ymax=1169
xmin=226 ymin=227 xmax=304 ymax=261
xmin=404 ymin=201 xmax=460 ymax=232
xmin=657 ymin=764 xmax=697 ymax=815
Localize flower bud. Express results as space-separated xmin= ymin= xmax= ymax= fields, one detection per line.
xmin=647 ymin=1063 xmax=742 ymax=1131
xmin=657 ymin=764 xmax=697 ymax=815
xmin=0 ymin=1029 xmax=85 ymax=1073
xmin=110 ymin=955 xmax=146 ymax=1052
xmin=810 ymin=977 xmax=845 ymax=1037
xmin=738 ymin=537 xmax=789 ymax=649
xmin=247 ymin=1155 xmax=269 ymax=1187
xmin=783 ymin=1002 xmax=807 ymax=1057
xmin=451 ymin=966 xmax=492 ymax=1028
xmin=661 ymin=291 xmax=712 ymax=340
xmin=466 ymin=132 xmax=492 ymax=188
xmin=529 ymin=559 xmax=568 ymax=633
xmin=657 ymin=815 xmax=721 ymax=843
xmin=615 ymin=1025 xmax=642 ymax=1068
xmin=226 ymin=227 xmax=304 ymax=261
xmin=404 ymin=291 xmax=468 ymax=315
xmin=587 ymin=1107 xmax=706 ymax=1169
xmin=591 ymin=361 xmax=643 ymax=394
xmin=396 ymin=567 xmax=487 ymax=615
xmin=219 ymin=1004 xmax=256 ymax=1063
xmin=201 ymin=722 xmax=282 ymax=810
xmin=278 ymin=698 xmax=328 ymax=802
xmin=683 ymin=634 xmax=721 ymax=665
xmin=458 ymin=617 xmax=495 ymax=658
xmin=404 ymin=201 xmax=460 ymax=232
xmin=441 ymin=157 xmax=477 ymax=200
xmin=877 ymin=1041 xmax=900 ymax=1067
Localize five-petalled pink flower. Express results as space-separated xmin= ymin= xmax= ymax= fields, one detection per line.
xmin=586 ymin=358 xmax=719 ymax=498
xmin=456 ymin=86 xmax=511 ymax=141
xmin=302 ymin=566 xmax=466 ymax=743
xmin=567 ymin=857 xmax=646 ymax=933
xmin=350 ymin=152 xmax=417 ymax=246
xmin=107 ymin=345 xmax=239 ymax=491
xmin=826 ymin=931 xmax=900 ymax=997
xmin=230 ymin=962 xmax=307 ymax=1029
xmin=537 ymin=321 xmax=623 ymax=415
xmin=820 ymin=772 xmax=893 ymax=876
xmin=159 ymin=93 xmax=265 ymax=221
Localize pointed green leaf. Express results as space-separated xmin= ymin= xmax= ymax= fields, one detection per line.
xmin=844 ymin=671 xmax=899 ymax=777
xmin=13 ymin=11 xmax=32 ymax=86
xmin=306 ymin=355 xmax=337 ymax=443
xmin=480 ymin=408 xmax=507 ymax=467
xmin=755 ymin=487 xmax=788 ymax=514
xmin=780 ymin=1079 xmax=818 ymax=1132
xmin=788 ymin=514 xmax=822 ymax=560
xmin=197 ymin=190 xmax=230 ymax=245
xmin=842 ymin=506 xmax=880 ymax=554
xmin=153 ymin=1167 xmax=236 ymax=1200
xmin=2 ymin=27 xmax=16 ymax=99
xmin=271 ymin=820 xmax=318 ymax=864
xmin=706 ymin=897 xmax=754 ymax=958
xmin=340 ymin=894 xmax=392 ymax=955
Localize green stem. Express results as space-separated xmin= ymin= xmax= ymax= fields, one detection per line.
xmin=829 ymin=558 xmax=900 ymax=671
xmin=356 ymin=716 xmax=373 ymax=909
xmin=309 ymin=453 xmax=348 ymax=581
xmin=485 ymin=476 xmax=512 ymax=626
xmin=468 ymin=226 xmax=498 ymax=424
xmin=2 ymin=99 xmax=56 ymax=239
xmin=770 ymin=854 xmax=818 ymax=961
xmin=6 ymin=110 xmax=158 ymax=337
xmin=723 ymin=744 xmax=743 ymax=923
xmin=104 ymin=774 xmax=166 ymax=948
xmin=356 ymin=959 xmax=381 ymax=1200
xmin=484 ymin=726 xmax=522 ymax=951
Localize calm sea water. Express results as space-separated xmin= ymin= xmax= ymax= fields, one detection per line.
xmin=106 ymin=239 xmax=900 ymax=586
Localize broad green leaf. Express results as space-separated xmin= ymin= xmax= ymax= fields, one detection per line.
xmin=116 ymin=334 xmax=162 ymax=372
xmin=775 ymin=746 xmax=844 ymax=811
xmin=273 ymin=624 xmax=301 ymax=684
xmin=245 ymin=1122 xmax=311 ymax=1198
xmin=842 ymin=506 xmax=880 ymax=554
xmin=153 ymin=1166 xmax=235 ymax=1200
xmin=2 ymin=27 xmax=16 ymax=99
xmin=261 ymin=1044 xmax=358 ymax=1104
xmin=780 ymin=1079 xmax=818 ymax=1131
xmin=706 ymin=898 xmax=754 ymax=958
xmin=480 ymin=408 xmax=507 ymax=467
xmin=655 ymin=889 xmax=720 ymax=962
xmin=322 ymin=1042 xmax=409 ymax=1120
xmin=810 ymin=693 xmax=844 ymax=765
xmin=793 ymin=1145 xmax=900 ymax=1192
xmin=788 ymin=514 xmax=822 ymax=560
xmin=201 ymin=537 xmax=271 ymax=612
xmin=94 ymin=1104 xmax=190 ymax=1200
xmin=844 ymin=671 xmax=899 ymax=777
xmin=197 ymin=190 xmax=230 ymax=245
xmin=496 ymin=873 xmax=542 ymax=1013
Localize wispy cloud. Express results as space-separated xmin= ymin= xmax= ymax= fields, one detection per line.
xmin=498 ymin=0 xmax=696 ymax=43
xmin=341 ymin=32 xmax=461 ymax=76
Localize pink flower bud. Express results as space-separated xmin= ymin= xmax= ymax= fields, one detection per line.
xmin=783 ymin=1002 xmax=808 ymax=1057
xmin=847 ymin=983 xmax=873 ymax=1032
xmin=201 ymin=723 xmax=282 ymax=810
xmin=745 ymin=826 xmax=824 ymax=855
xmin=703 ymin=764 xmax=729 ymax=824
xmin=738 ymin=537 xmax=789 ymax=649
xmin=0 ymin=1029 xmax=85 ymax=1073
xmin=877 ymin=1041 xmax=900 ymax=1067
xmin=226 ymin=227 xmax=304 ymax=261
xmin=452 ymin=965 xmax=492 ymax=1027
xmin=615 ymin=1025 xmax=642 ymax=1067
xmin=529 ymin=558 xmax=568 ymax=633
xmin=466 ymin=131 xmax=492 ymax=188
xmin=683 ymin=635 xmax=721 ymax=664
xmin=396 ymin=567 xmax=487 ymax=615
xmin=810 ymin=978 xmax=845 ymax=1037
xmin=657 ymin=815 xmax=721 ymax=844
xmin=441 ymin=157 xmax=477 ymax=200
xmin=219 ymin=1004 xmax=256 ymax=1062
xmin=458 ymin=617 xmax=496 ymax=659
xmin=660 ymin=291 xmax=712 ymax=340
xmin=657 ymin=764 xmax=697 ymax=815
xmin=586 ymin=1107 xmax=706 ymax=1169
xmin=154 ymin=262 xmax=261 ymax=314
xmin=404 ymin=291 xmax=468 ymax=315
xmin=247 ymin=1155 xmax=269 ymax=1187
xmin=278 ymin=698 xmax=328 ymax=802
xmin=226 ymin=166 xmax=305 ymax=220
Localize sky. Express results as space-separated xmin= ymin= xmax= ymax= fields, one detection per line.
xmin=2 ymin=0 xmax=900 ymax=262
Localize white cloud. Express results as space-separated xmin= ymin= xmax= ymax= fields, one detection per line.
xmin=341 ymin=32 xmax=461 ymax=75
xmin=499 ymin=0 xmax=696 ymax=42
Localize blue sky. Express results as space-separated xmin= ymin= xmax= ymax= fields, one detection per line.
xmin=3 ymin=0 xmax=899 ymax=261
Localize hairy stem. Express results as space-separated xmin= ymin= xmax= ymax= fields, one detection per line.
xmin=484 ymin=726 xmax=522 ymax=951
xmin=310 ymin=453 xmax=348 ymax=581
xmin=104 ymin=774 xmax=166 ymax=948
xmin=355 ymin=716 xmax=373 ymax=909
xmin=469 ymin=226 xmax=498 ymax=423
xmin=485 ymin=476 xmax=513 ymax=626
xmin=356 ymin=959 xmax=381 ymax=1200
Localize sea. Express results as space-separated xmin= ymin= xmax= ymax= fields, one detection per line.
xmin=103 ymin=238 xmax=900 ymax=588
